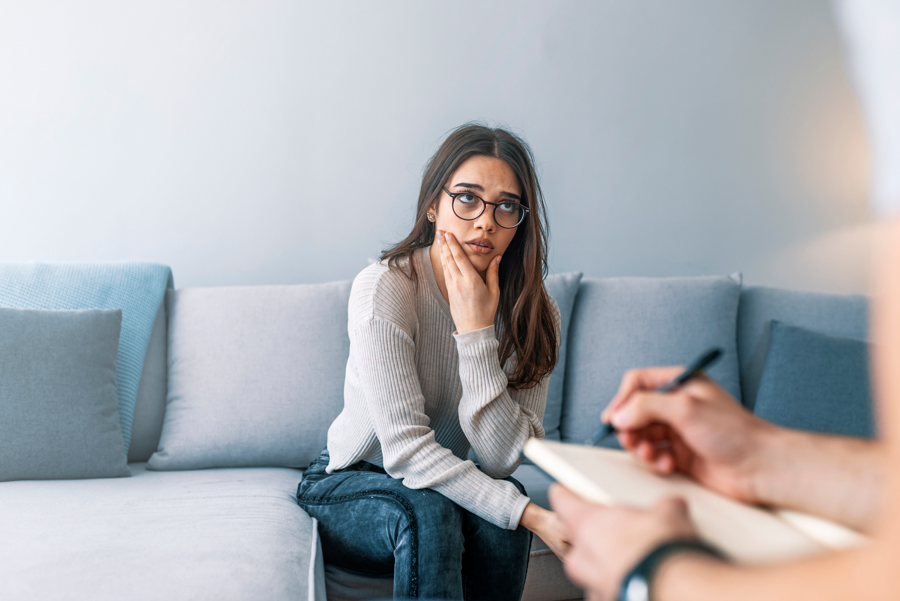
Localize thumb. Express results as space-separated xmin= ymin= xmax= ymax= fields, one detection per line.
xmin=604 ymin=366 xmax=686 ymax=422
xmin=486 ymin=255 xmax=501 ymax=294
xmin=656 ymin=496 xmax=689 ymax=517
xmin=610 ymin=390 xmax=693 ymax=432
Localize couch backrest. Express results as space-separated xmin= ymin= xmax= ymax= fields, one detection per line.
xmin=126 ymin=280 xmax=873 ymax=462
xmin=736 ymin=285 xmax=868 ymax=411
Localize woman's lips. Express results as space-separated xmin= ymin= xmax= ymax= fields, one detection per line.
xmin=466 ymin=242 xmax=493 ymax=255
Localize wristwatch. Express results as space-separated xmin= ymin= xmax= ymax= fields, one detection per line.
xmin=618 ymin=539 xmax=726 ymax=601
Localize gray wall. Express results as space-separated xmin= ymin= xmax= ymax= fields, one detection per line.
xmin=0 ymin=1 xmax=873 ymax=292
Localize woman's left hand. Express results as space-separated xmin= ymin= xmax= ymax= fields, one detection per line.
xmin=437 ymin=230 xmax=501 ymax=334
xmin=549 ymin=484 xmax=698 ymax=601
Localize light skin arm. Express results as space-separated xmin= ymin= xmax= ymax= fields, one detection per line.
xmin=434 ymin=229 xmax=570 ymax=559
xmin=550 ymin=216 xmax=900 ymax=601
xmin=747 ymin=426 xmax=883 ymax=532
xmin=602 ymin=369 xmax=884 ymax=532
xmin=519 ymin=502 xmax=569 ymax=559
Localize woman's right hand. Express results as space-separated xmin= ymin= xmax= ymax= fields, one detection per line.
xmin=437 ymin=230 xmax=501 ymax=334
xmin=520 ymin=502 xmax=570 ymax=559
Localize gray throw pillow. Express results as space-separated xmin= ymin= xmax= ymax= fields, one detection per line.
xmin=753 ymin=321 xmax=874 ymax=438
xmin=560 ymin=275 xmax=742 ymax=446
xmin=148 ymin=282 xmax=353 ymax=471
xmin=0 ymin=307 xmax=130 ymax=481
xmin=542 ymin=272 xmax=584 ymax=440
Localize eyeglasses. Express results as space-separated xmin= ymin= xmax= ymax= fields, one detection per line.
xmin=442 ymin=188 xmax=529 ymax=229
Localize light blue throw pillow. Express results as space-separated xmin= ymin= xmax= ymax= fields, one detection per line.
xmin=753 ymin=321 xmax=874 ymax=438
xmin=560 ymin=275 xmax=742 ymax=446
xmin=0 ymin=307 xmax=130 ymax=481
xmin=0 ymin=262 xmax=173 ymax=451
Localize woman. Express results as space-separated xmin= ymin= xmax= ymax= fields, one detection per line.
xmin=296 ymin=123 xmax=568 ymax=600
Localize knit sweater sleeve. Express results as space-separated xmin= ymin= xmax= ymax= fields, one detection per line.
xmin=454 ymin=297 xmax=562 ymax=478
xmin=350 ymin=316 xmax=532 ymax=530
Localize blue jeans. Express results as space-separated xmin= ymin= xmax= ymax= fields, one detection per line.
xmin=296 ymin=448 xmax=532 ymax=600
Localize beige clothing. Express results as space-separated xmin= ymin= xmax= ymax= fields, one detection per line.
xmin=325 ymin=245 xmax=560 ymax=529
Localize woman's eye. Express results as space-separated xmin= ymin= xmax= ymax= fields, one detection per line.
xmin=499 ymin=203 xmax=517 ymax=213
xmin=457 ymin=194 xmax=478 ymax=204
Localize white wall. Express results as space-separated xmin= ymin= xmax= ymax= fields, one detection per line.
xmin=0 ymin=1 xmax=873 ymax=292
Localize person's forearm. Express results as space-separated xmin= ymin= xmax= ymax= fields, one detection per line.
xmin=654 ymin=545 xmax=888 ymax=601
xmin=454 ymin=325 xmax=545 ymax=477
xmin=519 ymin=501 xmax=542 ymax=531
xmin=519 ymin=501 xmax=569 ymax=559
xmin=750 ymin=426 xmax=885 ymax=533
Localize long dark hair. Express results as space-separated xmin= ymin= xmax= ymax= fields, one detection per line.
xmin=381 ymin=123 xmax=558 ymax=390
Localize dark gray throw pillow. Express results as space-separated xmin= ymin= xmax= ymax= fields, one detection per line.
xmin=0 ymin=307 xmax=130 ymax=481
xmin=753 ymin=321 xmax=874 ymax=438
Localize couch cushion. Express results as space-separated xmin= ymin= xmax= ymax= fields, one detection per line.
xmin=0 ymin=464 xmax=324 ymax=601
xmin=737 ymin=286 xmax=868 ymax=410
xmin=753 ymin=321 xmax=874 ymax=438
xmin=0 ymin=262 xmax=173 ymax=452
xmin=542 ymin=272 xmax=584 ymax=441
xmin=0 ymin=307 xmax=130 ymax=482
xmin=128 ymin=303 xmax=168 ymax=463
xmin=149 ymin=282 xmax=352 ymax=471
xmin=560 ymin=276 xmax=742 ymax=445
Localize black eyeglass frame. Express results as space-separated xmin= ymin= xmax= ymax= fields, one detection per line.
xmin=441 ymin=188 xmax=530 ymax=229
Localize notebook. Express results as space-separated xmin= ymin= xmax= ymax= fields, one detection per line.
xmin=523 ymin=438 xmax=868 ymax=564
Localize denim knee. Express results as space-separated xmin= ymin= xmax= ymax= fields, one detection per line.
xmin=403 ymin=487 xmax=465 ymax=532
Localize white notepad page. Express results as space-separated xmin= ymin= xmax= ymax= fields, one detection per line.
xmin=524 ymin=439 xmax=867 ymax=565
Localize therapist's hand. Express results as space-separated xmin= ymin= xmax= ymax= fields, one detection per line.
xmin=550 ymin=484 xmax=698 ymax=601
xmin=601 ymin=367 xmax=777 ymax=505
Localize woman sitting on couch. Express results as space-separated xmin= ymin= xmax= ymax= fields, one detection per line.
xmin=296 ymin=123 xmax=568 ymax=600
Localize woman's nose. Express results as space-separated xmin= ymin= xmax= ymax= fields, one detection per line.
xmin=474 ymin=208 xmax=496 ymax=232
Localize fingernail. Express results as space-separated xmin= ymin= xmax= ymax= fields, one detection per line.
xmin=611 ymin=409 xmax=630 ymax=428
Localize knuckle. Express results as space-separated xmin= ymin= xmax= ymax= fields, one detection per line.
xmin=622 ymin=369 xmax=640 ymax=386
xmin=665 ymin=497 xmax=688 ymax=513
xmin=654 ymin=497 xmax=687 ymax=524
xmin=673 ymin=393 xmax=697 ymax=421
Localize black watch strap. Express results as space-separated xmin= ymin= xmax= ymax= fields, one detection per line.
xmin=618 ymin=539 xmax=727 ymax=601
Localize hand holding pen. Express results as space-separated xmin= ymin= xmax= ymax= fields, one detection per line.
xmin=589 ymin=348 xmax=723 ymax=446
xmin=590 ymin=349 xmax=775 ymax=503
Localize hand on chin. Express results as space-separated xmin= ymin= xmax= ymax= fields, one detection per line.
xmin=465 ymin=252 xmax=491 ymax=273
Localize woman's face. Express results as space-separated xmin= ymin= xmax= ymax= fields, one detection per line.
xmin=430 ymin=155 xmax=522 ymax=275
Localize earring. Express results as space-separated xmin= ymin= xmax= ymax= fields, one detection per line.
xmin=427 ymin=213 xmax=435 ymax=222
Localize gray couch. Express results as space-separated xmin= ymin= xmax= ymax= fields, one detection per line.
xmin=0 ymin=272 xmax=870 ymax=601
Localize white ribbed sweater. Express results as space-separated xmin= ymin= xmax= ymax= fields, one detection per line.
xmin=325 ymin=245 xmax=560 ymax=530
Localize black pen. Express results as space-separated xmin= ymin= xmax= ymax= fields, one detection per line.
xmin=587 ymin=347 xmax=724 ymax=446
